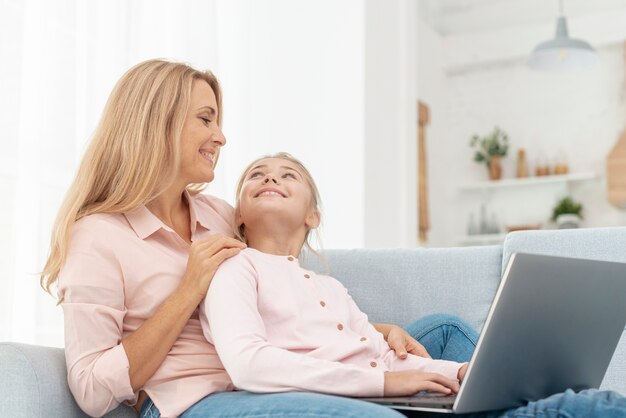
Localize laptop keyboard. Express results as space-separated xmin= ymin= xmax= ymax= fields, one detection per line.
xmin=413 ymin=391 xmax=455 ymax=399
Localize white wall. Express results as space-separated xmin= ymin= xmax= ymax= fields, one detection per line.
xmin=416 ymin=21 xmax=452 ymax=247
xmin=4 ymin=0 xmax=423 ymax=347
xmin=417 ymin=8 xmax=626 ymax=247
xmin=213 ymin=0 xmax=420 ymax=249
xmin=1 ymin=0 xmax=223 ymax=347
xmin=364 ymin=0 xmax=419 ymax=248
xmin=211 ymin=0 xmax=367 ymax=249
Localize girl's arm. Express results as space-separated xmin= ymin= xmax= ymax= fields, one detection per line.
xmin=343 ymin=286 xmax=462 ymax=380
xmin=200 ymin=256 xmax=386 ymax=397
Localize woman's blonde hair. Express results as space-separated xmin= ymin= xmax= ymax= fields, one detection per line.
xmin=40 ymin=59 xmax=223 ymax=297
xmin=234 ymin=152 xmax=323 ymax=254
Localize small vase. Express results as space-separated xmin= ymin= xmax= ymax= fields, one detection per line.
xmin=488 ymin=155 xmax=502 ymax=180
xmin=516 ymin=148 xmax=528 ymax=178
xmin=556 ymin=214 xmax=581 ymax=229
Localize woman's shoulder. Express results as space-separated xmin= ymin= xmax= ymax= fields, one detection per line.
xmin=73 ymin=212 xmax=126 ymax=234
xmin=70 ymin=212 xmax=131 ymax=252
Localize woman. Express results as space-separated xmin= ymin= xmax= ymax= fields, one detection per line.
xmin=40 ymin=59 xmax=474 ymax=418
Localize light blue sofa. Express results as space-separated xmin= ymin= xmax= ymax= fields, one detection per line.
xmin=1 ymin=227 xmax=625 ymax=417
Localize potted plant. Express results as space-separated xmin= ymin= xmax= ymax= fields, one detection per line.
xmin=470 ymin=126 xmax=509 ymax=180
xmin=551 ymin=196 xmax=583 ymax=229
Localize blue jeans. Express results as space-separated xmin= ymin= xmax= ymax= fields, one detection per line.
xmin=141 ymin=391 xmax=404 ymax=418
xmin=403 ymin=313 xmax=478 ymax=363
xmin=140 ymin=314 xmax=626 ymax=417
xmin=405 ymin=389 xmax=626 ymax=418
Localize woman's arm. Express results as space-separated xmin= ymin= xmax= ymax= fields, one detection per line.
xmin=61 ymin=228 xmax=243 ymax=417
xmin=200 ymin=257 xmax=385 ymax=398
xmin=121 ymin=287 xmax=201 ymax=391
xmin=123 ymin=235 xmax=244 ymax=390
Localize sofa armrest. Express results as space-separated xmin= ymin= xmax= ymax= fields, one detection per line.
xmin=502 ymin=226 xmax=626 ymax=396
xmin=0 ymin=342 xmax=134 ymax=418
xmin=502 ymin=226 xmax=626 ymax=272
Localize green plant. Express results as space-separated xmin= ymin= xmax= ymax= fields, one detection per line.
xmin=469 ymin=126 xmax=509 ymax=166
xmin=551 ymin=196 xmax=583 ymax=222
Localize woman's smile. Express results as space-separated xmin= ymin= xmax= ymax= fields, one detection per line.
xmin=199 ymin=149 xmax=215 ymax=165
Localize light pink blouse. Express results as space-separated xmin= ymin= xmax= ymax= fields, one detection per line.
xmin=201 ymin=248 xmax=462 ymax=397
xmin=58 ymin=190 xmax=236 ymax=418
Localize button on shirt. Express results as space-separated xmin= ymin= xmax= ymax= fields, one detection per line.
xmin=58 ymin=190 xmax=236 ymax=418
xmin=201 ymin=248 xmax=462 ymax=397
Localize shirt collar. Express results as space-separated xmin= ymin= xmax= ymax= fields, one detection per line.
xmin=124 ymin=189 xmax=213 ymax=240
xmin=124 ymin=205 xmax=167 ymax=240
xmin=186 ymin=189 xmax=214 ymax=235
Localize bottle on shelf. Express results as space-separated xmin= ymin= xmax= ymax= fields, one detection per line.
xmin=467 ymin=212 xmax=478 ymax=236
xmin=535 ymin=152 xmax=550 ymax=176
xmin=553 ymin=149 xmax=569 ymax=175
xmin=479 ymin=204 xmax=489 ymax=235
xmin=488 ymin=212 xmax=501 ymax=234
xmin=516 ymin=148 xmax=529 ymax=178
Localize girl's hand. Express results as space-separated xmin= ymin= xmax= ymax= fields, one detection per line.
xmin=385 ymin=325 xmax=431 ymax=359
xmin=384 ymin=370 xmax=460 ymax=397
xmin=179 ymin=234 xmax=246 ymax=301
xmin=457 ymin=364 xmax=469 ymax=382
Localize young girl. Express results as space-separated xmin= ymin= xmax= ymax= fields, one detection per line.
xmin=200 ymin=153 xmax=466 ymax=398
xmin=200 ymin=153 xmax=626 ymax=418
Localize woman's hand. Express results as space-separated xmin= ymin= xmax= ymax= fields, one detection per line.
xmin=179 ymin=234 xmax=246 ymax=302
xmin=377 ymin=323 xmax=431 ymax=359
xmin=384 ymin=370 xmax=460 ymax=397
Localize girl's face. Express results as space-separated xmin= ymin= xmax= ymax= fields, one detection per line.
xmin=238 ymin=158 xmax=319 ymax=232
xmin=178 ymin=80 xmax=226 ymax=185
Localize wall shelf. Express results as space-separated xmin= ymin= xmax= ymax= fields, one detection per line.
xmin=455 ymin=171 xmax=601 ymax=246
xmin=459 ymin=172 xmax=599 ymax=192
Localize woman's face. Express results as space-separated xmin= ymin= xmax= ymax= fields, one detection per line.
xmin=238 ymin=158 xmax=319 ymax=231
xmin=178 ymin=80 xmax=226 ymax=185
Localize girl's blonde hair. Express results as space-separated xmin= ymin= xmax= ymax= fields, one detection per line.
xmin=40 ymin=59 xmax=223 ymax=297
xmin=234 ymin=152 xmax=323 ymax=253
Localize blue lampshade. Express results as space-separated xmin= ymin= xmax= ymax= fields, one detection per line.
xmin=527 ymin=16 xmax=599 ymax=71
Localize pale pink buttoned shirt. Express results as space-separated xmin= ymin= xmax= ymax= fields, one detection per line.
xmin=58 ymin=190 xmax=236 ymax=418
xmin=200 ymin=248 xmax=462 ymax=397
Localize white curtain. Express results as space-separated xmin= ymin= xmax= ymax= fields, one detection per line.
xmin=0 ymin=0 xmax=222 ymax=347
xmin=2 ymin=0 xmax=372 ymax=348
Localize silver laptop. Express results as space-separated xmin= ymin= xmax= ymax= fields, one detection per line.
xmin=361 ymin=252 xmax=626 ymax=414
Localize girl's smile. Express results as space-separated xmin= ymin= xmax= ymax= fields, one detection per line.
xmin=254 ymin=187 xmax=287 ymax=198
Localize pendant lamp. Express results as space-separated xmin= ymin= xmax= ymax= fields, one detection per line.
xmin=527 ymin=0 xmax=599 ymax=71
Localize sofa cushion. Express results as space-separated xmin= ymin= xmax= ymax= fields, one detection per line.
xmin=0 ymin=343 xmax=134 ymax=418
xmin=304 ymin=246 xmax=503 ymax=332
